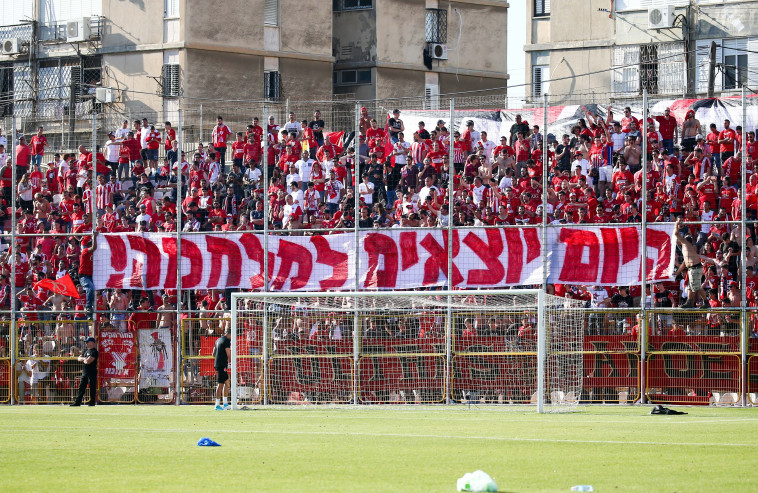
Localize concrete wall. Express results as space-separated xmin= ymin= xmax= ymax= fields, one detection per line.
xmin=550 ymin=0 xmax=614 ymax=43
xmin=184 ymin=0 xmax=264 ymax=50
xmin=375 ymin=0 xmax=427 ymax=66
xmin=439 ymin=73 xmax=506 ymax=95
xmin=546 ymin=48 xmax=612 ymax=104
xmin=279 ymin=58 xmax=333 ymax=101
xmin=183 ymin=49 xmax=264 ymax=101
xmin=440 ymin=1 xmax=507 ymax=74
xmin=375 ymin=67 xmax=425 ymax=100
xmin=280 ymin=0 xmax=332 ymax=57
xmin=101 ymin=0 xmax=165 ymax=50
xmin=103 ymin=51 xmax=166 ymax=121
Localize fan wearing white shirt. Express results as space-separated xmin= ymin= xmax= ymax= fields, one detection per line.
xmin=478 ymin=131 xmax=497 ymax=163
xmin=295 ymin=150 xmax=314 ymax=191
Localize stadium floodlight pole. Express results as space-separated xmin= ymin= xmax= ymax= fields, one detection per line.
xmin=262 ymin=102 xmax=270 ymax=407
xmin=352 ymin=102 xmax=361 ymax=405
xmin=9 ymin=117 xmax=16 ymax=405
xmin=740 ymin=86 xmax=747 ymax=406
xmin=199 ymin=104 xmax=203 ymax=143
xmin=175 ymin=108 xmax=183 ymax=406
xmin=640 ymin=89 xmax=648 ymax=405
xmin=445 ymin=98 xmax=455 ymax=405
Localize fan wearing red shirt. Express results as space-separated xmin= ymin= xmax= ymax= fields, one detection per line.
xmin=426 ymin=141 xmax=446 ymax=173
xmin=719 ymin=177 xmax=738 ymax=212
xmin=163 ymin=122 xmax=176 ymax=152
xmin=231 ymin=132 xmax=246 ymax=169
xmin=619 ymin=107 xmax=639 ymax=133
xmin=722 ymin=153 xmax=742 ymax=185
xmin=212 ymin=116 xmax=232 ymax=169
xmin=79 ymin=234 xmax=97 ymax=312
xmin=143 ymin=124 xmax=162 ymax=173
xmin=30 ymin=127 xmax=48 ymax=170
xmin=365 ymin=119 xmax=386 ymax=147
xmin=718 ymin=119 xmax=737 ymax=160
xmin=654 ymin=108 xmax=678 ymax=154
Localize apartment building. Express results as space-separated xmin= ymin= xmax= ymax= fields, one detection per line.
xmin=525 ymin=0 xmax=758 ymax=104
xmin=333 ymin=0 xmax=509 ymax=105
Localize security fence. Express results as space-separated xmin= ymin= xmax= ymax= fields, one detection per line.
xmin=1 ymin=87 xmax=757 ymax=406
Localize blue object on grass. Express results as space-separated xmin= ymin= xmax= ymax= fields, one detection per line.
xmin=197 ymin=437 xmax=221 ymax=446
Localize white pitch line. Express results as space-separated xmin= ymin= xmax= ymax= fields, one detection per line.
xmin=2 ymin=426 xmax=756 ymax=447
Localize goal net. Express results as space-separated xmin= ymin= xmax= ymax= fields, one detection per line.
xmin=230 ymin=290 xmax=584 ymax=412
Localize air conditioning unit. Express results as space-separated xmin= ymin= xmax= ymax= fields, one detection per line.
xmin=1 ymin=38 xmax=21 ymax=55
xmin=66 ymin=18 xmax=91 ymax=42
xmin=95 ymin=87 xmax=113 ymax=103
xmin=648 ymin=6 xmax=674 ymax=29
xmin=430 ymin=43 xmax=448 ymax=60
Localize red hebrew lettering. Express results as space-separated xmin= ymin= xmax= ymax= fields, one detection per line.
xmin=619 ymin=227 xmax=639 ymax=265
xmin=311 ymin=236 xmax=349 ymax=290
xmin=419 ymin=230 xmax=462 ymax=286
xmin=618 ymin=227 xmax=640 ymax=281
xmin=179 ymin=240 xmax=204 ymax=288
xmin=503 ymin=229 xmax=524 ymax=284
xmin=127 ymin=235 xmax=162 ymax=288
xmin=399 ymin=232 xmax=418 ymax=271
xmin=522 ymin=228 xmax=541 ymax=265
xmin=160 ymin=238 xmax=209 ymax=289
xmin=557 ymin=228 xmax=600 ymax=283
xmin=463 ymin=230 xmax=504 ymax=285
xmin=272 ymin=240 xmax=313 ymax=291
xmin=129 ymin=259 xmax=143 ymax=287
xmin=363 ymin=233 xmax=399 ymax=288
xmin=105 ymin=235 xmax=127 ymax=288
xmin=239 ymin=234 xmax=275 ymax=289
xmin=646 ymin=228 xmax=673 ymax=280
xmin=162 ymin=238 xmax=178 ymax=288
xmin=206 ymin=236 xmax=243 ymax=288
xmin=600 ymin=228 xmax=619 ymax=284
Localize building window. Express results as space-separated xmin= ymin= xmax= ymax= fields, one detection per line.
xmin=164 ymin=0 xmax=179 ymax=19
xmin=425 ymin=9 xmax=447 ymax=44
xmin=162 ymin=64 xmax=180 ymax=97
xmin=333 ymin=0 xmax=372 ymax=10
xmin=723 ymin=54 xmax=748 ymax=90
xmin=264 ymin=71 xmax=281 ymax=101
xmin=532 ymin=65 xmax=549 ymax=98
xmin=534 ymin=0 xmax=551 ymax=17
xmin=335 ymin=69 xmax=371 ymax=86
xmin=264 ymin=0 xmax=279 ymax=26
xmin=639 ymin=44 xmax=658 ymax=94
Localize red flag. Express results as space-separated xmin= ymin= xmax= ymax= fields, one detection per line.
xmin=33 ymin=274 xmax=80 ymax=298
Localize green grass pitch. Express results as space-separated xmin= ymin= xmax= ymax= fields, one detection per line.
xmin=1 ymin=405 xmax=756 ymax=492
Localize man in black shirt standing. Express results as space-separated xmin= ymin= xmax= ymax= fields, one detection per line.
xmin=212 ymin=328 xmax=232 ymax=410
xmin=71 ymin=337 xmax=98 ymax=407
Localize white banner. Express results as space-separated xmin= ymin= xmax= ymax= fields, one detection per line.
xmin=546 ymin=224 xmax=676 ymax=286
xmin=138 ymin=328 xmax=173 ymax=388
xmin=94 ymin=225 xmax=674 ymax=292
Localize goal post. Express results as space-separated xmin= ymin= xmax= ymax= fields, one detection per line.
xmin=231 ymin=290 xmax=584 ymax=412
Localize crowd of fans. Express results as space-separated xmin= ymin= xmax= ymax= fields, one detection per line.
xmin=0 ymin=103 xmax=756 ymax=349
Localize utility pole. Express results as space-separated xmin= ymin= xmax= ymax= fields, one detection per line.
xmin=707 ymin=41 xmax=717 ymax=98
xmin=685 ymin=0 xmax=697 ymax=97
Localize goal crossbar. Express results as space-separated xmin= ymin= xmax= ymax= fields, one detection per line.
xmin=230 ymin=289 xmax=583 ymax=412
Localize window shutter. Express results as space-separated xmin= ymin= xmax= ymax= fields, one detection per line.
xmin=162 ymin=64 xmax=180 ymax=97
xmin=264 ymin=71 xmax=281 ymax=101
xmin=264 ymin=0 xmax=279 ymax=26
xmin=533 ymin=66 xmax=543 ymax=97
